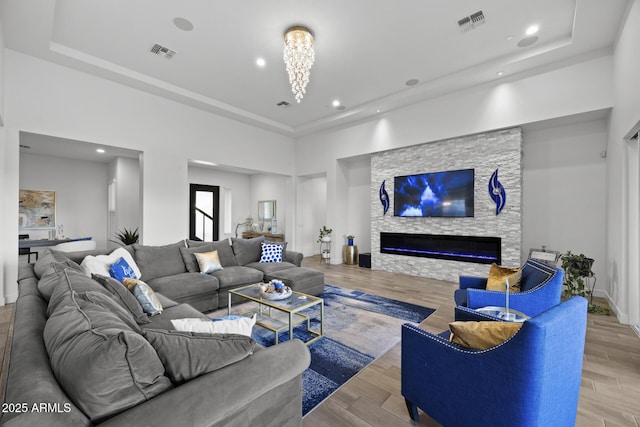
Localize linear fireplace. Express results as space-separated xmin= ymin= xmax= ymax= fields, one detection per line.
xmin=380 ymin=232 xmax=501 ymax=265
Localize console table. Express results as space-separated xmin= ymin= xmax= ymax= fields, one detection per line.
xmin=242 ymin=231 xmax=285 ymax=243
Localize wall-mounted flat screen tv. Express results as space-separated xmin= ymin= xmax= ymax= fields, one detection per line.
xmin=394 ymin=168 xmax=475 ymax=217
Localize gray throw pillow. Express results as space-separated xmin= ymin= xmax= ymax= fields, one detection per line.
xmin=179 ymin=244 xmax=215 ymax=272
xmin=143 ymin=329 xmax=255 ymax=384
xmin=133 ymin=241 xmax=187 ymax=281
xmin=46 ymin=268 xmax=112 ymax=316
xmin=93 ymin=274 xmax=150 ymax=324
xmin=231 ymin=236 xmax=265 ymax=265
xmin=37 ymin=260 xmax=84 ymax=301
xmin=44 ymin=289 xmax=171 ymax=422
xmin=75 ymin=290 xmax=141 ymax=332
xmin=33 ymin=248 xmax=77 ymax=278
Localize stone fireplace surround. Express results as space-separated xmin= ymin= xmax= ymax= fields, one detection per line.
xmin=370 ymin=128 xmax=522 ymax=282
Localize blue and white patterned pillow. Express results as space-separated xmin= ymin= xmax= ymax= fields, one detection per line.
xmin=259 ymin=242 xmax=284 ymax=263
xmin=109 ymin=257 xmax=138 ymax=283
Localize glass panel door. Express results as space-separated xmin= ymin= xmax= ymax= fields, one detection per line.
xmin=189 ymin=184 xmax=219 ymax=241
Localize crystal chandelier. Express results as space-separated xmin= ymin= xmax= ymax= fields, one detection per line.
xmin=283 ymin=26 xmax=315 ymax=103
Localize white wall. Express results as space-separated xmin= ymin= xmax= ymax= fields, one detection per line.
xmin=19 ymin=151 xmax=108 ymax=248
xmin=523 ymin=118 xmax=608 ymax=291
xmin=296 ymin=175 xmax=327 ymax=256
xmin=107 ymin=156 xmax=141 ymax=250
xmin=0 ymin=13 xmax=4 ymax=123
xmin=606 ymin=0 xmax=640 ymax=326
xmin=345 ymin=156 xmax=371 ymax=254
xmin=1 ymin=49 xmax=295 ymax=303
xmin=0 ymin=9 xmax=6 ymax=305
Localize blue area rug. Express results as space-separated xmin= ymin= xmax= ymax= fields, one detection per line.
xmin=247 ymin=284 xmax=436 ymax=415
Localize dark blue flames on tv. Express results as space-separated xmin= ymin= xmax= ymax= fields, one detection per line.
xmin=394 ymin=169 xmax=475 ymax=217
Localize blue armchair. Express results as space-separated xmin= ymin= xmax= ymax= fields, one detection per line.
xmin=454 ymin=258 xmax=564 ymax=317
xmin=401 ymin=297 xmax=588 ymax=427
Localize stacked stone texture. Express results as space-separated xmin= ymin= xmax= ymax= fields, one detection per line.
xmin=370 ymin=128 xmax=522 ymax=282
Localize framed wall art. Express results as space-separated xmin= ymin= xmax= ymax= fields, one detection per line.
xmin=19 ymin=189 xmax=56 ymax=229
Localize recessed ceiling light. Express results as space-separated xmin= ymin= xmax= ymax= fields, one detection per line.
xmin=376 ymin=109 xmax=381 ymax=113
xmin=173 ymin=17 xmax=194 ymax=31
xmin=332 ymin=99 xmax=340 ymax=108
xmin=517 ymin=36 xmax=539 ymax=47
xmin=256 ymin=57 xmax=266 ymax=68
xmin=496 ymin=71 xmax=504 ymax=76
xmin=405 ymin=79 xmax=419 ymax=87
xmin=525 ymin=25 xmax=539 ymax=36
xmin=96 ymin=148 xmax=105 ymax=154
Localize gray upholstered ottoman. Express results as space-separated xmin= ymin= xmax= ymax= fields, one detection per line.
xmin=265 ymin=267 xmax=325 ymax=296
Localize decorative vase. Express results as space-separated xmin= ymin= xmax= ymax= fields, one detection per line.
xmin=321 ymin=236 xmax=331 ymax=243
xmin=347 ymin=238 xmax=354 ymax=246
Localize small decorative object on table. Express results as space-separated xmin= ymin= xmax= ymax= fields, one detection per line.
xmin=258 ymin=281 xmax=292 ymax=300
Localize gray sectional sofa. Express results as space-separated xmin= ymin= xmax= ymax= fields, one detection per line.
xmin=59 ymin=236 xmax=324 ymax=312
xmin=2 ymin=236 xmax=324 ymax=426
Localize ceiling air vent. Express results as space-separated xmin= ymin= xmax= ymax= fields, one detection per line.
xmin=277 ymin=101 xmax=292 ymax=109
xmin=149 ymin=43 xmax=176 ymax=59
xmin=458 ymin=10 xmax=485 ymax=32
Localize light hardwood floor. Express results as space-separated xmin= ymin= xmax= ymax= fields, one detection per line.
xmin=0 ymin=257 xmax=637 ymax=426
xmin=300 ymin=256 xmax=640 ymax=427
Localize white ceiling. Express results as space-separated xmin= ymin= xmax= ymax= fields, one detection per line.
xmin=1 ymin=0 xmax=631 ymax=139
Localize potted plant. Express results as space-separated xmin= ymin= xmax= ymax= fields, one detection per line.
xmin=111 ymin=227 xmax=140 ymax=246
xmin=560 ymin=251 xmax=609 ymax=314
xmin=317 ymin=226 xmax=333 ymax=243
xmin=346 ymin=234 xmax=355 ymax=246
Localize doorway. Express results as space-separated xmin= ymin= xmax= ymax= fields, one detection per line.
xmin=189 ymin=184 xmax=219 ymax=241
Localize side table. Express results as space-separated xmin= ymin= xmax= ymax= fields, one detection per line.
xmin=343 ymin=245 xmax=358 ymax=265
xmin=319 ymin=241 xmax=331 ymax=264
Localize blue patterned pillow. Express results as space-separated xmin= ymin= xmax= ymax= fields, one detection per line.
xmin=109 ymin=257 xmax=138 ymax=283
xmin=259 ymin=242 xmax=284 ymax=263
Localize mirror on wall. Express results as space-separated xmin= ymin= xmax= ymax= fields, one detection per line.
xmin=258 ymin=200 xmax=276 ymax=220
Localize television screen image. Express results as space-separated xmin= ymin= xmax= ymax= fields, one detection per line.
xmin=394 ymin=169 xmax=474 ymax=217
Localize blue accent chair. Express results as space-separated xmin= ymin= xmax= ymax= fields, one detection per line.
xmin=454 ymin=258 xmax=564 ymax=317
xmin=401 ymin=297 xmax=588 ymax=427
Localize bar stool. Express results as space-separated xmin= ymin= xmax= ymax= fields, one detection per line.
xmin=18 ymin=234 xmax=38 ymax=263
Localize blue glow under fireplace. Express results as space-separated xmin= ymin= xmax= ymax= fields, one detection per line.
xmin=380 ymin=232 xmax=501 ymax=265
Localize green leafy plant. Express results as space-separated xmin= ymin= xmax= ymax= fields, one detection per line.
xmin=111 ymin=227 xmax=140 ymax=246
xmin=317 ymin=226 xmax=333 ymax=243
xmin=560 ymin=251 xmax=609 ymax=314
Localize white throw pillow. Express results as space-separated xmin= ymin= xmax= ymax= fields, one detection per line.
xmin=81 ymin=247 xmax=142 ymax=279
xmin=171 ymin=315 xmax=256 ymax=337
